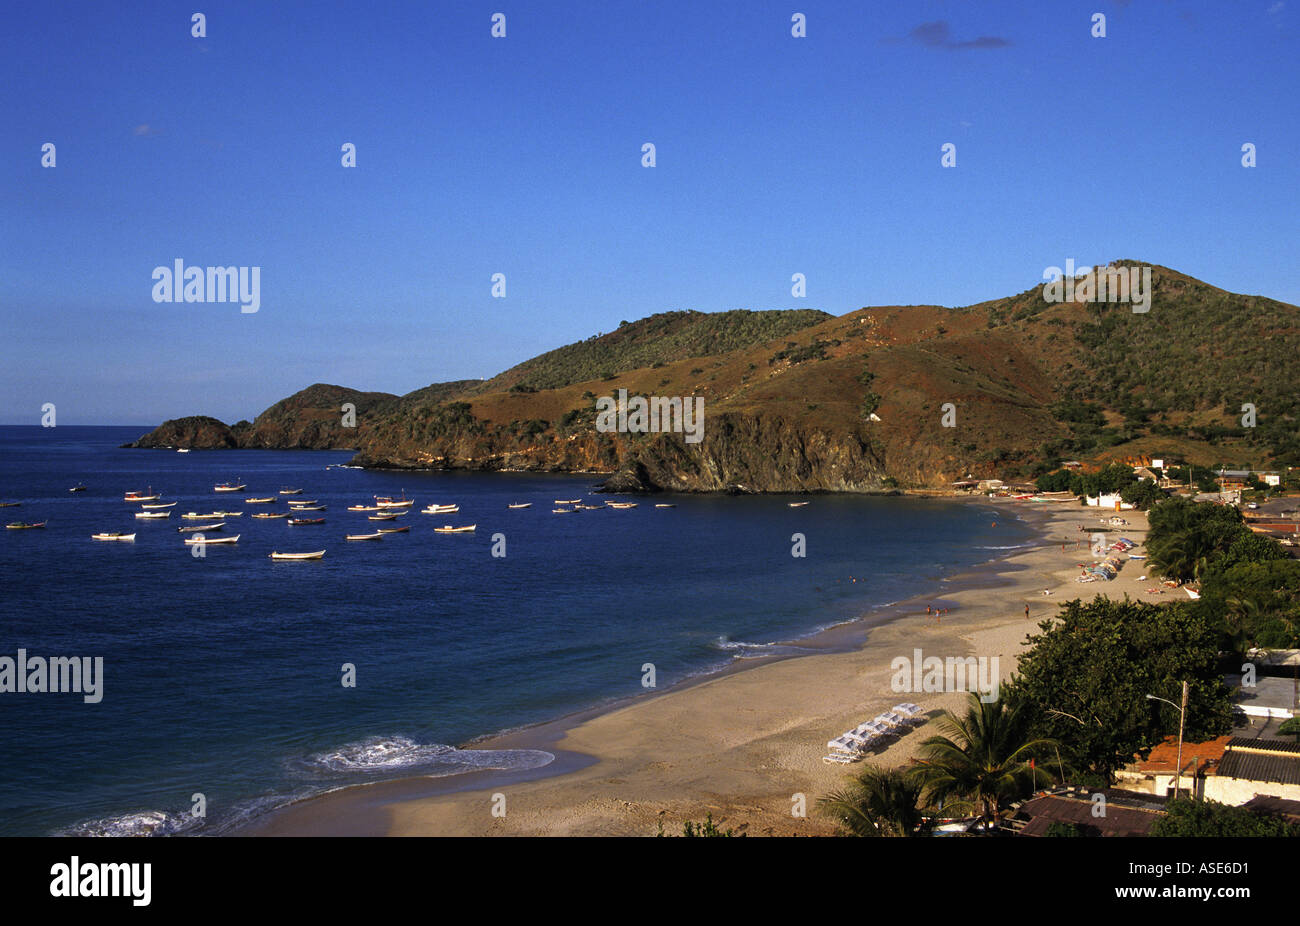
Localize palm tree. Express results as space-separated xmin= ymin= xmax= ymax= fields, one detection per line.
xmin=817 ymin=765 xmax=932 ymax=837
xmin=1222 ymin=595 xmax=1260 ymax=659
xmin=911 ymin=694 xmax=1059 ymax=827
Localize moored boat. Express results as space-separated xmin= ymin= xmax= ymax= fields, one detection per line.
xmin=245 ymin=497 xmax=276 ymax=504
xmin=289 ymin=504 xmax=325 ymax=511
xmin=252 ymin=512 xmax=289 ymax=519
xmin=212 ymin=510 xmax=243 ymax=517
xmin=507 ymin=503 xmax=531 ymax=509
xmin=178 ymin=522 xmax=224 ymax=533
xmin=376 ymin=526 xmax=409 ymax=534
xmin=554 ymin=499 xmax=581 ymax=504
xmin=368 ymin=513 xmax=399 ymax=521
xmin=214 ymin=482 xmax=246 ymax=492
xmin=182 ymin=512 xmax=224 ymax=520
xmin=347 ymin=505 xmax=381 ymax=512
xmin=140 ymin=501 xmax=177 ymax=509
xmin=288 ymin=517 xmax=325 ymax=525
xmin=135 ymin=511 xmax=171 ymax=519
xmin=69 ymin=485 xmax=87 ymax=493
xmin=124 ymin=491 xmax=160 ymax=502
xmin=183 ymin=533 xmax=239 ymax=545
xmin=91 ymin=532 xmax=135 ymax=541
xmin=287 ymin=499 xmax=318 ymax=506
xmin=279 ymin=488 xmax=303 ymax=495
xmin=346 ymin=532 xmax=383 ymax=541
xmin=654 ymin=504 xmax=675 ymax=508
xmin=552 ymin=508 xmax=576 ymax=514
xmin=788 ymin=501 xmax=809 ymax=508
xmin=7 ymin=521 xmax=46 ymax=529
xmin=422 ymin=504 xmax=459 ymax=514
xmin=0 ymin=502 xmax=20 ymax=508
xmin=608 ymin=502 xmax=638 ymax=509
xmin=269 ymin=550 xmax=325 ymax=560
xmin=433 ymin=524 xmax=477 ymax=533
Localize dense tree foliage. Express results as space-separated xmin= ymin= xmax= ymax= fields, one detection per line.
xmin=1151 ymin=798 xmax=1300 ymax=837
xmin=1146 ymin=498 xmax=1300 ymax=650
xmin=1004 ymin=597 xmax=1234 ymax=782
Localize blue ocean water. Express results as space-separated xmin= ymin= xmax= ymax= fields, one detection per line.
xmin=0 ymin=426 xmax=1034 ymax=836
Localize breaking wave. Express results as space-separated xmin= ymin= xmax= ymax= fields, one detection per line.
xmin=288 ymin=735 xmax=553 ymax=779
xmin=57 ymin=809 xmax=202 ymax=838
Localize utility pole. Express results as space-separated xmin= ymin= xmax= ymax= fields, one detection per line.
xmin=1175 ymin=680 xmax=1189 ymax=800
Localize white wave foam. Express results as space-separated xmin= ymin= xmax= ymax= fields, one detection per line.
xmin=291 ymin=735 xmax=553 ymax=778
xmin=58 ymin=809 xmax=202 ymax=838
xmin=714 ymin=636 xmax=809 ymax=658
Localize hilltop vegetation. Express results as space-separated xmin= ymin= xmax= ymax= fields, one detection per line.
xmin=471 ymin=309 xmax=832 ymax=394
xmin=124 ymin=264 xmax=1300 ymax=492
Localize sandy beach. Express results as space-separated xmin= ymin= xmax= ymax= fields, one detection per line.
xmin=248 ymin=498 xmax=1156 ymax=837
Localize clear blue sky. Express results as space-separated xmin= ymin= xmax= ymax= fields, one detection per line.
xmin=2 ymin=0 xmax=1297 ymax=425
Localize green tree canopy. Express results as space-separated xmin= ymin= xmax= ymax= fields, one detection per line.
xmin=1004 ymin=596 xmax=1234 ymax=782
xmin=1151 ymin=798 xmax=1300 ymax=837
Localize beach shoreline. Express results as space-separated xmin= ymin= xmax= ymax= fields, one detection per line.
xmin=236 ymin=498 xmax=1153 ymax=836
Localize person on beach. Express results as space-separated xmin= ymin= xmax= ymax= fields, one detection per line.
xmin=926 ymin=605 xmax=932 ymax=615
xmin=1025 ymin=604 xmax=1030 ymax=619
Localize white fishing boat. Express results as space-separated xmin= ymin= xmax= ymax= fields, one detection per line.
xmin=246 ymin=497 xmax=276 ymax=504
xmin=269 ymin=550 xmax=325 ymax=560
xmin=287 ymin=499 xmax=318 ymax=506
xmin=376 ymin=526 xmax=410 ymax=534
xmin=135 ymin=511 xmax=171 ymax=519
xmin=348 ymin=505 xmax=382 ymax=512
xmin=369 ymin=513 xmax=399 ymax=521
xmin=91 ymin=532 xmax=135 ymax=541
xmin=579 ymin=504 xmax=605 ymax=510
xmin=788 ymin=501 xmax=809 ymax=508
xmin=213 ymin=511 xmax=243 ymax=517
xmin=290 ymin=505 xmax=326 ymax=512
xmin=214 ymin=482 xmax=246 ymax=492
xmin=279 ymin=488 xmax=303 ymax=495
xmin=433 ymin=524 xmax=476 ymax=533
xmin=124 ymin=491 xmax=160 ymax=502
xmin=654 ymin=504 xmax=675 ymax=508
xmin=183 ymin=512 xmax=225 ymax=520
xmin=422 ymin=504 xmax=459 ymax=514
xmin=252 ymin=512 xmax=289 ymax=519
xmin=507 ymin=503 xmax=531 ymax=509
xmin=178 ymin=522 xmax=224 ymax=533
xmin=346 ymin=532 xmax=383 ymax=541
xmin=375 ymin=493 xmax=414 ymax=508
xmin=608 ymin=502 xmax=638 ymax=509
xmin=552 ymin=508 xmax=576 ymax=514
xmin=176 ymin=448 xmax=190 ymax=453
xmin=183 ymin=534 xmax=239 ymax=545
xmin=555 ymin=499 xmax=581 ymax=504
xmin=140 ymin=501 xmax=177 ymax=509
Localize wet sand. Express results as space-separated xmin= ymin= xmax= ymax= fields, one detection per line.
xmin=241 ymin=499 xmax=1151 ymax=836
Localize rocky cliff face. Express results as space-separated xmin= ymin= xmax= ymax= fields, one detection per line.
xmin=347 ymin=410 xmax=886 ymax=493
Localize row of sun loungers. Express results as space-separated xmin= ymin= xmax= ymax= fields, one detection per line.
xmin=822 ymin=703 xmax=925 ymax=764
